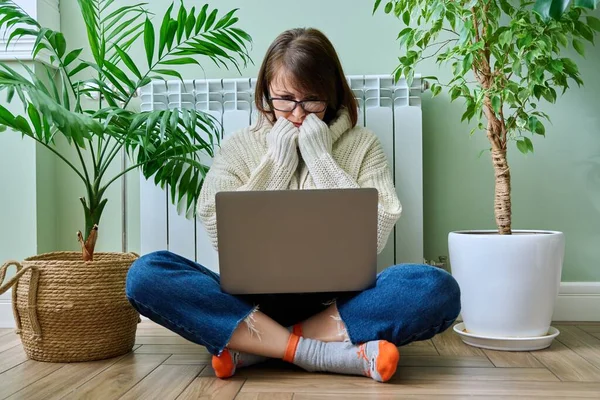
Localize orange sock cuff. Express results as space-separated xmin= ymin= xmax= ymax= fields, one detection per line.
xmin=283 ymin=333 xmax=300 ymax=363
xmin=292 ymin=323 xmax=303 ymax=337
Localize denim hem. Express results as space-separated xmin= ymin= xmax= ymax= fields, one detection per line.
xmin=217 ymin=304 xmax=260 ymax=357
xmin=397 ymin=316 xmax=459 ymax=347
xmin=335 ymin=299 xmax=359 ymax=345
xmin=127 ymin=295 xmax=219 ymax=353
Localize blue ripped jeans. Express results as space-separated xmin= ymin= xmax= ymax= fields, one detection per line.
xmin=125 ymin=250 xmax=461 ymax=355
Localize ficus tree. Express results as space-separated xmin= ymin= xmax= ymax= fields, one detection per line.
xmin=0 ymin=0 xmax=252 ymax=260
xmin=374 ymin=0 xmax=599 ymax=234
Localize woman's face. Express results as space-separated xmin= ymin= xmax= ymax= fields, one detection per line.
xmin=268 ymin=69 xmax=327 ymax=128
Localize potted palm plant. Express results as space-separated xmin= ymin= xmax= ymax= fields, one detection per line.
xmin=0 ymin=0 xmax=251 ymax=362
xmin=374 ymin=0 xmax=598 ymax=347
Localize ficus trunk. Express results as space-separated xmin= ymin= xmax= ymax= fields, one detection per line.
xmin=483 ymin=97 xmax=512 ymax=235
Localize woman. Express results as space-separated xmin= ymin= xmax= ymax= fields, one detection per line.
xmin=126 ymin=28 xmax=461 ymax=383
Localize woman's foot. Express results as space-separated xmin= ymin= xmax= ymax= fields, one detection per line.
xmin=283 ymin=334 xmax=400 ymax=382
xmin=212 ymin=349 xmax=268 ymax=378
xmin=213 ymin=324 xmax=303 ymax=378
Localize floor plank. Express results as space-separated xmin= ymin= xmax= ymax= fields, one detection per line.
xmin=134 ymin=344 xmax=210 ymax=354
xmin=483 ymin=349 xmax=544 ymax=368
xmin=0 ymin=360 xmax=65 ymax=399
xmin=119 ymin=364 xmax=203 ymax=400
xmin=431 ymin=325 xmax=485 ymax=356
xmin=235 ymin=393 xmax=293 ymax=400
xmin=0 ymin=332 xmax=22 ymax=353
xmin=2 ymin=319 xmax=600 ymax=399
xmin=396 ymin=366 xmax=559 ymax=382
xmin=0 ymin=344 xmax=28 ymax=374
xmin=135 ymin=335 xmax=195 ymax=345
xmin=398 ymin=355 xmax=493 ymax=368
xmin=579 ymin=325 xmax=600 ymax=334
xmin=5 ymin=355 xmax=123 ymax=399
xmin=177 ymin=376 xmax=245 ymax=400
xmin=135 ymin=324 xmax=178 ymax=336
xmin=163 ymin=353 xmax=212 ymax=365
xmin=400 ymin=340 xmax=439 ymax=356
xmin=0 ymin=328 xmax=14 ymax=337
xmin=62 ymin=353 xmax=170 ymax=400
xmin=556 ymin=325 xmax=600 ymax=370
xmin=240 ymin=379 xmax=600 ymax=397
xmin=293 ymin=395 xmax=586 ymax=400
xmin=531 ymin=339 xmax=600 ymax=381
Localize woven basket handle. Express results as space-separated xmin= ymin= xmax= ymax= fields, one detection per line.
xmin=0 ymin=261 xmax=34 ymax=295
xmin=0 ymin=260 xmax=42 ymax=339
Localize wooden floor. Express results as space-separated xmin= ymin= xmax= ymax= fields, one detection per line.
xmin=1 ymin=321 xmax=600 ymax=399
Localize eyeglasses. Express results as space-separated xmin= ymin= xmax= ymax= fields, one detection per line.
xmin=269 ymin=98 xmax=327 ymax=113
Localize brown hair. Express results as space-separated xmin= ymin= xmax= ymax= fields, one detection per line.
xmin=254 ymin=28 xmax=358 ymax=126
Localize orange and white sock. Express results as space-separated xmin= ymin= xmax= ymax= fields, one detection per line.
xmin=212 ymin=348 xmax=268 ymax=378
xmin=283 ymin=334 xmax=399 ymax=383
xmin=213 ymin=324 xmax=304 ymax=379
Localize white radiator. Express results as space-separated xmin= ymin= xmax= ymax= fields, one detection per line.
xmin=138 ymin=75 xmax=425 ymax=272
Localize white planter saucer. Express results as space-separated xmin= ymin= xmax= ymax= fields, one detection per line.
xmin=453 ymin=323 xmax=560 ymax=351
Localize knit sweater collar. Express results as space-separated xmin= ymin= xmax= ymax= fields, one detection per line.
xmin=254 ymin=108 xmax=353 ymax=143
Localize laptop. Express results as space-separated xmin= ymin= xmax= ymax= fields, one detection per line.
xmin=215 ymin=188 xmax=378 ymax=294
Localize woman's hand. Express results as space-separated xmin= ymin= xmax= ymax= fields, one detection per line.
xmin=266 ymin=117 xmax=300 ymax=167
xmin=298 ymin=113 xmax=333 ymax=160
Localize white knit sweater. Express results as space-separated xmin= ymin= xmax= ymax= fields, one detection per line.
xmin=197 ymin=108 xmax=402 ymax=254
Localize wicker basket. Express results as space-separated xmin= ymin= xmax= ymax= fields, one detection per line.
xmin=0 ymin=251 xmax=140 ymax=362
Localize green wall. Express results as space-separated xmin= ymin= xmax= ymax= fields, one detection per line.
xmin=1 ymin=0 xmax=597 ymax=281
xmin=0 ymin=63 xmax=58 ymax=271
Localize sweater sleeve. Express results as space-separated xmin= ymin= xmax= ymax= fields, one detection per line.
xmin=196 ymin=132 xmax=298 ymax=250
xmin=302 ymin=135 xmax=402 ymax=254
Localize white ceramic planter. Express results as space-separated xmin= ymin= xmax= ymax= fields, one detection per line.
xmin=448 ymin=230 xmax=565 ymax=338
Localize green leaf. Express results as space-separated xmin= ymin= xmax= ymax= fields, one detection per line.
xmin=185 ymin=7 xmax=196 ymax=38
xmin=214 ymin=9 xmax=237 ymax=29
xmin=204 ymin=9 xmax=217 ymax=32
xmin=384 ymin=2 xmax=393 ymax=14
xmin=373 ymin=0 xmax=383 ymax=14
xmin=61 ymin=75 xmax=71 ymax=111
xmin=528 ymin=116 xmax=539 ymax=134
xmin=491 ymin=95 xmax=501 ymax=114
xmin=576 ymin=20 xmax=595 ymax=43
xmin=114 ymin=45 xmax=142 ymax=79
xmin=431 ymin=83 xmax=442 ymax=97
xmin=462 ymin=53 xmax=473 ymax=74
xmin=144 ymin=17 xmax=155 ymax=68
xmin=573 ymin=39 xmax=585 ymax=56
xmin=588 ymin=16 xmax=600 ymax=32
xmin=402 ymin=11 xmax=410 ymax=25
xmin=54 ymin=32 xmax=67 ymax=58
xmin=158 ymin=3 xmax=174 ymax=58
xmin=166 ymin=20 xmax=178 ymax=51
xmin=176 ymin=3 xmax=187 ymax=43
xmin=63 ymin=48 xmax=83 ymax=67
xmin=195 ymin=4 xmax=208 ymax=34
xmin=153 ymin=69 xmax=184 ymax=81
xmin=104 ymin=60 xmax=135 ymax=90
xmin=0 ymin=125 xmax=6 ymax=133
xmin=450 ymin=86 xmax=461 ymax=102
xmin=26 ymin=103 xmax=42 ymax=137
xmin=13 ymin=115 xmax=32 ymax=135
xmin=516 ymin=139 xmax=528 ymax=154
xmin=159 ymin=57 xmax=200 ymax=65
xmin=523 ymin=136 xmax=534 ymax=152
xmin=512 ymin=58 xmax=522 ymax=77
